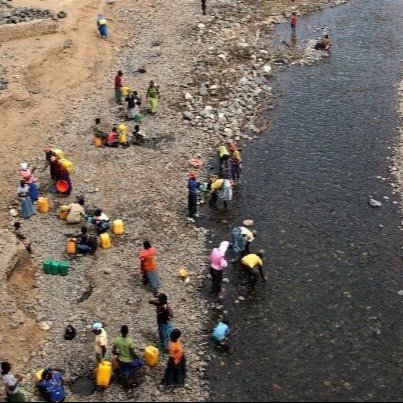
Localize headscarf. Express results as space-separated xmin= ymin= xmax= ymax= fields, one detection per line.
xmin=20 ymin=163 xmax=28 ymax=170
xmin=218 ymin=241 xmax=230 ymax=255
xmin=92 ymin=322 xmax=103 ymax=330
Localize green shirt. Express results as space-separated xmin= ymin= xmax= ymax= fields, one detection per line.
xmin=114 ymin=336 xmax=135 ymax=362
xmin=147 ymin=86 xmax=159 ymax=99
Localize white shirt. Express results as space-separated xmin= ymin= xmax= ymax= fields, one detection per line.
xmin=2 ymin=373 xmax=20 ymax=395
xmin=240 ymin=227 xmax=254 ymax=242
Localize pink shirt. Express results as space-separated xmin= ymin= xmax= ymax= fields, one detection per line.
xmin=20 ymin=169 xmax=35 ymax=184
xmin=210 ymin=248 xmax=228 ymax=271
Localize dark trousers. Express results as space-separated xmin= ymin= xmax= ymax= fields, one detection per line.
xmin=188 ymin=193 xmax=198 ymax=217
xmin=210 ymin=267 xmax=223 ymax=296
xmin=209 ymin=192 xmax=218 ymax=208
xmin=201 ymin=0 xmax=206 ymax=15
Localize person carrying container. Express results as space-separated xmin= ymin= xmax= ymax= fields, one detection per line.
xmin=92 ymin=323 xmax=108 ymax=364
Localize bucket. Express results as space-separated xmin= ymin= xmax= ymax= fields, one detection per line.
xmin=56 ymin=180 xmax=69 ymax=194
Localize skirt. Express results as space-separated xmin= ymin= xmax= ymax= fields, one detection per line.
xmin=163 ymin=356 xmax=186 ymax=386
xmin=20 ymin=197 xmax=36 ymax=219
xmin=149 ymin=97 xmax=158 ymax=113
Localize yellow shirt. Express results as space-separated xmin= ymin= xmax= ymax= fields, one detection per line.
xmin=211 ymin=179 xmax=224 ymax=191
xmin=241 ymin=254 xmax=263 ymax=269
xmin=94 ymin=329 xmax=108 ymax=353
xmin=230 ymin=149 xmax=242 ymax=162
xmin=217 ymin=145 xmax=229 ymax=158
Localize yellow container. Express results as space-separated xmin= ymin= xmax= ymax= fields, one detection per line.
xmin=179 ymin=268 xmax=189 ymax=278
xmin=53 ymin=148 xmax=64 ymax=159
xmin=145 ymin=346 xmax=160 ymax=367
xmin=112 ymin=219 xmax=124 ymax=235
xmin=118 ymin=133 xmax=127 ymax=144
xmin=66 ymin=239 xmax=76 ymax=254
xmin=37 ymin=197 xmax=50 ymax=213
xmin=58 ymin=205 xmax=69 ymax=220
xmin=121 ymin=86 xmax=130 ymax=97
xmin=100 ymin=233 xmax=112 ymax=249
xmin=94 ymin=137 xmax=103 ymax=147
xmin=35 ymin=369 xmax=44 ymax=381
xmin=96 ymin=361 xmax=112 ymax=388
xmin=59 ymin=158 xmax=73 ymax=172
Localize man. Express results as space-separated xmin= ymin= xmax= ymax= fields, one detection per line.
xmin=93 ymin=323 xmax=108 ymax=364
xmin=241 ymin=252 xmax=266 ymax=288
xmin=201 ymin=0 xmax=207 ymax=15
xmin=112 ymin=325 xmax=141 ymax=388
xmin=315 ymin=34 xmax=332 ymax=50
xmin=188 ymin=171 xmax=200 ymax=219
xmin=1 ymin=362 xmax=26 ymax=402
xmin=290 ymin=12 xmax=297 ymax=31
xmin=114 ymin=70 xmax=123 ymax=104
xmin=73 ymin=227 xmax=96 ymax=255
xmin=139 ymin=240 xmax=160 ymax=295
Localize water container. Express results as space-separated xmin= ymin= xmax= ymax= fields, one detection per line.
xmin=53 ymin=148 xmax=64 ymax=159
xmin=96 ymin=361 xmax=112 ymax=388
xmin=121 ymin=87 xmax=130 ymax=97
xmin=58 ymin=205 xmax=69 ymax=220
xmin=59 ymin=158 xmax=73 ymax=172
xmin=94 ymin=137 xmax=103 ymax=147
xmin=37 ymin=197 xmax=50 ymax=213
xmin=144 ymin=346 xmax=160 ymax=367
xmin=112 ymin=219 xmax=124 ymax=235
xmin=66 ymin=239 xmax=76 ymax=254
xmin=50 ymin=260 xmax=60 ymax=275
xmin=100 ymin=233 xmax=112 ymax=249
xmin=59 ymin=261 xmax=69 ymax=276
xmin=43 ymin=259 xmax=52 ymax=274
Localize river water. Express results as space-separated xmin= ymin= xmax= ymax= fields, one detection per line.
xmin=205 ymin=0 xmax=403 ymax=401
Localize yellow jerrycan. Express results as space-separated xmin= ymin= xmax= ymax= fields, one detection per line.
xmin=99 ymin=233 xmax=112 ymax=249
xmin=66 ymin=239 xmax=76 ymax=254
xmin=112 ymin=219 xmax=124 ymax=235
xmin=52 ymin=148 xmax=64 ymax=159
xmin=37 ymin=197 xmax=50 ymax=213
xmin=145 ymin=346 xmax=160 ymax=367
xmin=96 ymin=361 xmax=112 ymax=388
xmin=58 ymin=205 xmax=69 ymax=220
xmin=94 ymin=137 xmax=103 ymax=147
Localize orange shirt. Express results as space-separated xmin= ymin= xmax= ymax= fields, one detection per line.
xmin=139 ymin=247 xmax=156 ymax=271
xmin=168 ymin=340 xmax=184 ymax=365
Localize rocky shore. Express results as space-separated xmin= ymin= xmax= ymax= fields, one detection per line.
xmin=1 ymin=0 xmax=349 ymax=401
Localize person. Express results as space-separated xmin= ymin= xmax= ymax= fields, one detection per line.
xmin=17 ymin=180 xmax=36 ymax=219
xmin=73 ymin=227 xmax=97 ymax=255
xmin=315 ymin=34 xmax=332 ymax=50
xmin=146 ymin=81 xmax=159 ymax=115
xmin=212 ymin=318 xmax=230 ymax=350
xmin=149 ymin=293 xmax=174 ymax=353
xmin=126 ymin=91 xmax=142 ymax=121
xmin=112 ymin=325 xmax=142 ymax=388
xmin=93 ymin=323 xmax=108 ymax=364
xmin=38 ymin=369 xmax=65 ymax=403
xmin=217 ymin=144 xmax=229 ymax=175
xmin=50 ymin=156 xmax=72 ymax=195
xmin=118 ymin=124 xmax=130 ymax=147
xmin=13 ymin=222 xmax=32 ymax=253
xmin=132 ymin=125 xmax=145 ymax=146
xmin=228 ymin=145 xmax=242 ymax=183
xmin=93 ymin=118 xmax=108 ymax=145
xmin=232 ymin=226 xmax=257 ymax=257
xmin=209 ymin=176 xmax=233 ymax=208
xmin=201 ymin=0 xmax=207 ymax=15
xmin=96 ymin=14 xmax=108 ymax=39
xmin=187 ymin=171 xmax=200 ymax=219
xmin=1 ymin=362 xmax=26 ymax=402
xmin=290 ymin=12 xmax=297 ymax=31
xmin=91 ymin=209 xmax=111 ymax=234
xmin=139 ymin=240 xmax=160 ymax=295
xmin=241 ymin=252 xmax=266 ymax=288
xmin=209 ymin=241 xmax=229 ymax=300
xmin=114 ymin=70 xmax=123 ymax=104
xmin=105 ymin=127 xmax=119 ymax=147
xmin=19 ymin=163 xmax=39 ymax=203
xmin=65 ymin=198 xmax=86 ymax=224
xmin=162 ymin=329 xmax=186 ymax=387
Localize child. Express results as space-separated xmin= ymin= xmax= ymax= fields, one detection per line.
xmin=212 ymin=319 xmax=230 ymax=350
xmin=106 ymin=127 xmax=119 ymax=147
xmin=162 ymin=329 xmax=186 ymax=387
xmin=290 ymin=12 xmax=297 ymax=31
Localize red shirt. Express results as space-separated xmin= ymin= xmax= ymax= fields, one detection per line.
xmin=291 ymin=16 xmax=297 ymax=25
xmin=139 ymin=247 xmax=156 ymax=271
xmin=115 ymin=75 xmax=122 ymax=89
xmin=107 ymin=131 xmax=118 ymax=144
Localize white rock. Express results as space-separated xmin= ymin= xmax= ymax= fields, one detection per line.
xmin=262 ymin=64 xmax=272 ymax=74
xmin=9 ymin=208 xmax=18 ymax=217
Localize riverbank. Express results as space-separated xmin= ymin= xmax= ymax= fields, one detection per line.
xmin=1 ymin=0 xmax=350 ymax=401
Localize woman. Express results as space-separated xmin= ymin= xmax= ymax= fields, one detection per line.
xmin=162 ymin=329 xmax=186 ymax=387
xmin=96 ymin=14 xmax=108 ymax=39
xmin=209 ymin=241 xmax=229 ymax=299
xmin=66 ymin=199 xmax=86 ymax=224
xmin=17 ymin=180 xmax=36 ymax=219
xmin=149 ymin=293 xmax=174 ymax=353
xmin=51 ymin=157 xmax=72 ymax=195
xmin=38 ymin=369 xmax=65 ymax=403
xmin=146 ymin=81 xmax=159 ymax=115
xmin=1 ymin=362 xmax=26 ymax=402
xmin=19 ymin=163 xmax=39 ymax=203
xmin=126 ymin=91 xmax=141 ymax=120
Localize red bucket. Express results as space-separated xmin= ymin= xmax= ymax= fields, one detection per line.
xmin=56 ymin=180 xmax=69 ymax=193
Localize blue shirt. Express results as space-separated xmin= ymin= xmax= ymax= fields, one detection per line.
xmin=39 ymin=371 xmax=65 ymax=402
xmin=188 ymin=178 xmax=200 ymax=195
xmin=212 ymin=322 xmax=229 ymax=342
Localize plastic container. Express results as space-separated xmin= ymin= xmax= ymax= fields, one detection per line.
xmin=112 ymin=219 xmax=124 ymax=235
xmin=58 ymin=205 xmax=70 ymax=220
xmin=50 ymin=260 xmax=60 ymax=275
xmin=144 ymin=346 xmax=160 ymax=367
xmin=96 ymin=361 xmax=112 ymax=388
xmin=66 ymin=239 xmax=76 ymax=254
xmin=56 ymin=180 xmax=69 ymax=194
xmin=59 ymin=158 xmax=73 ymax=172
xmin=121 ymin=86 xmax=130 ymax=97
xmin=53 ymin=148 xmax=64 ymax=159
xmin=94 ymin=137 xmax=103 ymax=147
xmin=37 ymin=197 xmax=50 ymax=213
xmin=35 ymin=369 xmax=44 ymax=381
xmin=59 ymin=261 xmax=69 ymax=276
xmin=43 ymin=259 xmax=52 ymax=274
xmin=100 ymin=233 xmax=112 ymax=249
